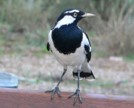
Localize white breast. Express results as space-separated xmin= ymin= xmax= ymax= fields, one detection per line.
xmin=48 ymin=31 xmax=89 ymax=67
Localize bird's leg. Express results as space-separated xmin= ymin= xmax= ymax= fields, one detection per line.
xmin=45 ymin=69 xmax=67 ymax=100
xmin=68 ymin=70 xmax=82 ymax=105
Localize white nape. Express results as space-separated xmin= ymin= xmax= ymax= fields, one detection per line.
xmin=55 ymin=15 xmax=75 ymax=29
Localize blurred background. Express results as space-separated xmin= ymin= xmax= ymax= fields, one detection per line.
xmin=0 ymin=0 xmax=134 ymax=96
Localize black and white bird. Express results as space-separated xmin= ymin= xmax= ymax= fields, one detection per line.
xmin=46 ymin=9 xmax=95 ymax=105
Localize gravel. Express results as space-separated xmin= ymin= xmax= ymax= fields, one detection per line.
xmin=0 ymin=54 xmax=134 ymax=96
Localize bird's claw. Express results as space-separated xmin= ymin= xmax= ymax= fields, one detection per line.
xmin=45 ymin=86 xmax=62 ymax=100
xmin=68 ymin=89 xmax=82 ymax=105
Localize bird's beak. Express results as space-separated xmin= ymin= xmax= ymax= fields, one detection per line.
xmin=82 ymin=13 xmax=95 ymax=17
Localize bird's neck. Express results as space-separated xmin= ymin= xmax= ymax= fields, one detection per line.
xmin=55 ymin=16 xmax=77 ymax=29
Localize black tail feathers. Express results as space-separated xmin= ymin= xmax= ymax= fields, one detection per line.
xmin=73 ymin=71 xmax=95 ymax=79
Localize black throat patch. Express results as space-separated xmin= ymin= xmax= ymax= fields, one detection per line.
xmin=52 ymin=24 xmax=82 ymax=54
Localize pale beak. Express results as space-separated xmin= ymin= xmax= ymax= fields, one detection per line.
xmin=82 ymin=13 xmax=95 ymax=17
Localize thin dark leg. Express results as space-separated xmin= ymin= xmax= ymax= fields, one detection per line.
xmin=68 ymin=70 xmax=82 ymax=105
xmin=46 ymin=69 xmax=67 ymax=100
xmin=56 ymin=69 xmax=66 ymax=87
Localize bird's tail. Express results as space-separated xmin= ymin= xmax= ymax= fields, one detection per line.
xmin=73 ymin=63 xmax=95 ymax=79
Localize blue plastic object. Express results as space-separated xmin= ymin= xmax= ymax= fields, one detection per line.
xmin=0 ymin=72 xmax=18 ymax=88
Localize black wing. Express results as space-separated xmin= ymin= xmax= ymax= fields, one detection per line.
xmin=83 ymin=32 xmax=92 ymax=62
xmin=84 ymin=45 xmax=91 ymax=62
xmin=46 ymin=42 xmax=50 ymax=51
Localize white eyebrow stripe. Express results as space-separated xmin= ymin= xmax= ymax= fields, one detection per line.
xmin=65 ymin=10 xmax=79 ymax=14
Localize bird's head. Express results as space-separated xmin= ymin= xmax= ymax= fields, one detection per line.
xmin=55 ymin=9 xmax=95 ymax=28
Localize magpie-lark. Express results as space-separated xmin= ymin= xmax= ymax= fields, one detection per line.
xmin=46 ymin=9 xmax=95 ymax=105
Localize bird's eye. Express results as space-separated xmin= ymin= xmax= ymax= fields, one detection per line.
xmin=73 ymin=13 xmax=78 ymax=17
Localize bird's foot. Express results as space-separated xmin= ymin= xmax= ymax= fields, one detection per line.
xmin=45 ymin=86 xmax=62 ymax=100
xmin=68 ymin=89 xmax=82 ymax=105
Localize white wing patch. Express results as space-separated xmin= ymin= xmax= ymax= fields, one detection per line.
xmin=81 ymin=33 xmax=89 ymax=46
xmin=81 ymin=33 xmax=92 ymax=53
xmin=55 ymin=15 xmax=75 ymax=28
